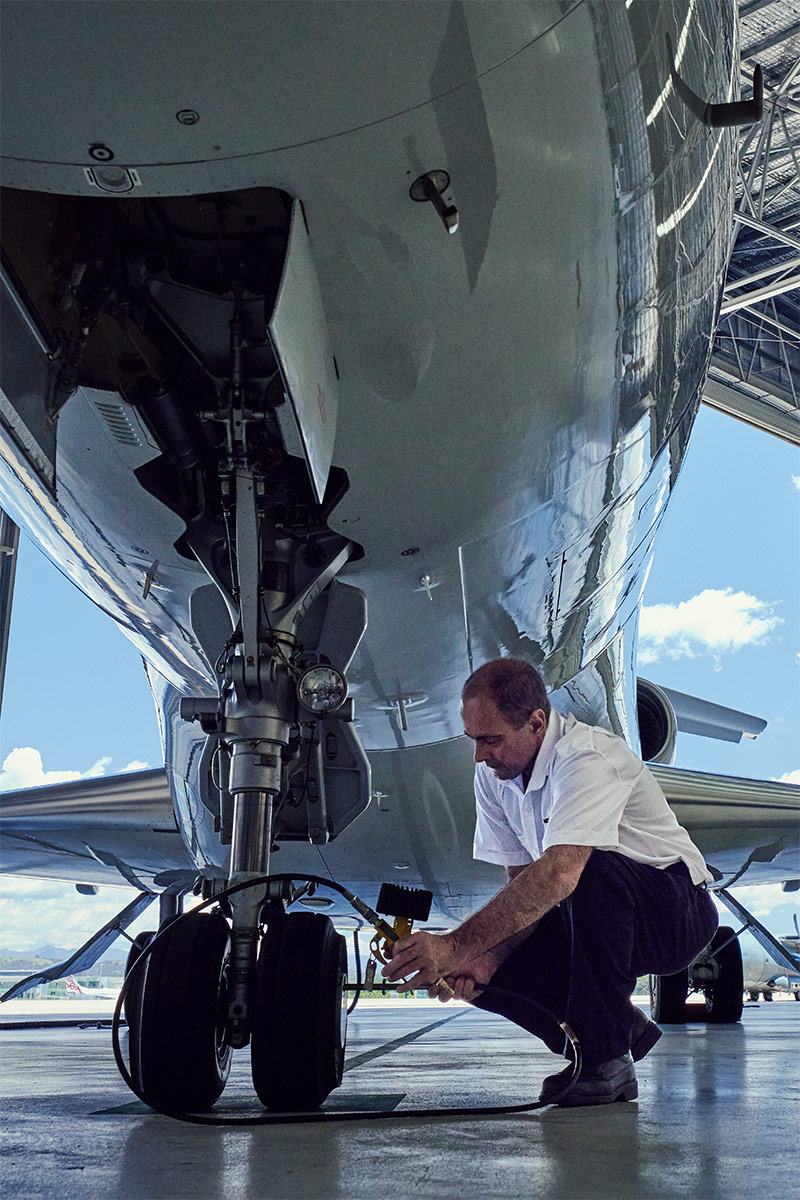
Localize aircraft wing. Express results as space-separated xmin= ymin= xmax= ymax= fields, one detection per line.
xmin=2 ymin=761 xmax=797 ymax=903
xmin=0 ymin=768 xmax=193 ymax=891
xmin=649 ymin=765 xmax=800 ymax=890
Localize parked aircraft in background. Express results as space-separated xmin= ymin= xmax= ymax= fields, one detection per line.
xmin=742 ymin=918 xmax=800 ymax=1001
xmin=1 ymin=1 xmax=797 ymax=1112
xmin=65 ymin=975 xmax=120 ymax=1001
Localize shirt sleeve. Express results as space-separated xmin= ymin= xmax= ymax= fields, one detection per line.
xmin=472 ymin=766 xmax=533 ymax=866
xmin=542 ymin=731 xmax=632 ymax=851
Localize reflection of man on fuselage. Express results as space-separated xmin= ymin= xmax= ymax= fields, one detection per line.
xmin=383 ymin=658 xmax=718 ymax=1106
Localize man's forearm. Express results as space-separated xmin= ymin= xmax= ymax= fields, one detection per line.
xmin=484 ymin=924 xmax=539 ymax=969
xmin=382 ymin=846 xmax=592 ymax=992
xmin=448 ymin=848 xmax=590 ymax=963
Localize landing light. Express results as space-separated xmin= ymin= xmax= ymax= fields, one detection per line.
xmin=297 ymin=665 xmax=347 ymax=715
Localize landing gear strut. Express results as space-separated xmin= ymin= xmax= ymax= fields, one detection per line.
xmin=129 ymin=232 xmax=370 ymax=1111
xmin=649 ymin=924 xmax=744 ymax=1024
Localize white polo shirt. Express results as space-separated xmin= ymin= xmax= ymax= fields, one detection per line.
xmin=473 ymin=711 xmax=712 ymax=885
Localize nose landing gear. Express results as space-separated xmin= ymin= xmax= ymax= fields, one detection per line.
xmin=126 ymin=465 xmax=368 ymax=1111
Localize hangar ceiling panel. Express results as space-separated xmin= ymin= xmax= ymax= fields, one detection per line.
xmin=706 ymin=0 xmax=800 ymax=444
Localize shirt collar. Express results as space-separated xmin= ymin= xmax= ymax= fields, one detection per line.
xmin=525 ymin=710 xmax=563 ymax=793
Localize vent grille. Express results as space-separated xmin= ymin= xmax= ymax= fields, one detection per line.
xmin=95 ymin=402 xmax=144 ymax=447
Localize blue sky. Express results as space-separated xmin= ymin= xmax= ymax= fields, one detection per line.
xmin=0 ymin=405 xmax=798 ymax=954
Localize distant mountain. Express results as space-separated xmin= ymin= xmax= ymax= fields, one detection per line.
xmin=0 ymin=945 xmax=70 ymax=960
xmin=0 ymin=943 xmax=129 ymax=962
xmin=31 ymin=944 xmax=73 ymax=960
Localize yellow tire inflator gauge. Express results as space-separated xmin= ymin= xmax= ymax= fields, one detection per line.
xmin=342 ymin=882 xmax=456 ymax=996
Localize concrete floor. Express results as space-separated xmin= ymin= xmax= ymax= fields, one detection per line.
xmin=1 ymin=998 xmax=797 ymax=1199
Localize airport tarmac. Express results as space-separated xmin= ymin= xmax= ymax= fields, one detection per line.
xmin=1 ymin=997 xmax=797 ymax=1199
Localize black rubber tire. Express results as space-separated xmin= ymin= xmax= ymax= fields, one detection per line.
xmin=123 ymin=931 xmax=154 ymax=1027
xmin=251 ymin=911 xmax=347 ymax=1111
xmin=649 ymin=967 xmax=689 ymax=1023
xmin=702 ymin=926 xmax=743 ymax=1023
xmin=133 ymin=910 xmax=233 ymax=1111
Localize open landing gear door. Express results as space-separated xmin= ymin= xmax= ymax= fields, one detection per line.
xmin=269 ymin=201 xmax=339 ymax=505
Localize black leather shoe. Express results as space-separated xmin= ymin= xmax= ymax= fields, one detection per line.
xmin=631 ymin=1006 xmax=662 ymax=1062
xmin=539 ymin=1052 xmax=638 ymax=1106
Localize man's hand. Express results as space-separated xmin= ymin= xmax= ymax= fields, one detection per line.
xmin=381 ymin=931 xmax=460 ymax=993
xmin=381 ymin=846 xmax=591 ymax=998
xmin=427 ymin=975 xmax=484 ymax=1003
xmin=426 ymin=946 xmax=505 ymax=1004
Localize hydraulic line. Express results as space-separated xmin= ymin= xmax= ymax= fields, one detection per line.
xmin=112 ymin=872 xmax=582 ymax=1125
xmin=347 ymin=929 xmax=362 ymax=1015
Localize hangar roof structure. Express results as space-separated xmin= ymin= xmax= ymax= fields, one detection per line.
xmin=705 ymin=0 xmax=800 ymax=445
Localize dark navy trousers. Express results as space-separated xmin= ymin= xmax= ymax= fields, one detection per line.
xmin=473 ymin=850 xmax=719 ymax=1067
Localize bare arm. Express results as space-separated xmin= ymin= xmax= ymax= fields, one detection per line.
xmin=424 ymin=865 xmax=539 ymax=1002
xmin=506 ymin=863 xmax=529 ymax=881
xmin=483 ymin=864 xmax=540 ymax=962
xmin=448 ymin=844 xmax=592 ymax=963
xmin=385 ymin=845 xmax=594 ymax=991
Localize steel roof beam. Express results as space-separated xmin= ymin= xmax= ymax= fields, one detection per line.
xmin=703 ymin=371 xmax=800 ymax=444
xmin=740 ymin=0 xmax=784 ymax=16
xmin=733 ymin=212 xmax=800 ymax=251
xmin=720 ymin=305 xmax=800 ymax=342
xmin=724 ymin=254 xmax=800 ymax=291
xmin=720 ymin=273 xmax=800 ymax=313
xmin=742 ymin=21 xmax=800 ymax=60
xmin=715 ymin=6 xmax=798 ymax=421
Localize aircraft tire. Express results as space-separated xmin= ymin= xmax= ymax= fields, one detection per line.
xmin=649 ymin=968 xmax=688 ymax=1023
xmin=251 ymin=911 xmax=347 ymax=1111
xmin=133 ymin=910 xmax=233 ymax=1110
xmin=123 ymin=930 xmax=154 ymax=1028
xmin=702 ymin=926 xmax=743 ymax=1023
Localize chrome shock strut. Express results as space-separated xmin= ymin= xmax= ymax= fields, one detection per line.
xmin=221 ymin=466 xmax=356 ymax=1047
xmin=223 ymin=466 xmax=295 ymax=1047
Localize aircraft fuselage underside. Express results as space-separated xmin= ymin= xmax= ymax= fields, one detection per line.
xmin=0 ymin=1 xmax=760 ymax=1109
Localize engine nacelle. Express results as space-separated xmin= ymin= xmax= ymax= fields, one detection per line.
xmin=636 ymin=678 xmax=677 ymax=765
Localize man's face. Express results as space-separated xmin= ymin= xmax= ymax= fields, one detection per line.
xmin=461 ymin=694 xmax=547 ymax=781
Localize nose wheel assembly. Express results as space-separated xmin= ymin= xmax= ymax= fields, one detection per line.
xmin=121 ymin=876 xmax=436 ymax=1113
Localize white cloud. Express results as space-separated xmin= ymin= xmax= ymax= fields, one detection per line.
xmin=0 ymin=880 xmax=147 ymax=955
xmin=791 ymin=475 xmax=800 ymax=491
xmin=638 ymin=588 xmax=782 ymax=665
xmin=0 ymin=747 xmax=151 ymax=792
xmin=714 ymin=883 xmax=797 ymax=925
xmin=0 ymin=747 xmax=114 ymax=792
xmin=0 ymin=879 xmax=203 ymax=957
xmin=776 ymin=769 xmax=800 ymax=786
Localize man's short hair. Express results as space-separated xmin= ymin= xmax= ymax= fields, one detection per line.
xmin=461 ymin=658 xmax=551 ymax=728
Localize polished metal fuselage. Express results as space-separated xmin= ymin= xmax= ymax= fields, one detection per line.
xmin=1 ymin=2 xmax=776 ymax=916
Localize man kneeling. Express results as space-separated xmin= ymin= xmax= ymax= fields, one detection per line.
xmin=383 ymin=658 xmax=718 ymax=1106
